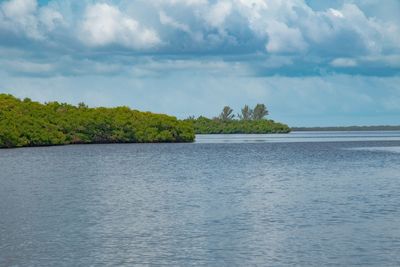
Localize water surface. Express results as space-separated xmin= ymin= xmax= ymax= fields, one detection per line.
xmin=1 ymin=131 xmax=400 ymax=266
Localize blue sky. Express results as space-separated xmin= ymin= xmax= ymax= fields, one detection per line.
xmin=0 ymin=0 xmax=399 ymax=126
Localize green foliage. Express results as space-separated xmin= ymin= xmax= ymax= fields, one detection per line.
xmin=0 ymin=94 xmax=195 ymax=148
xmin=187 ymin=117 xmax=290 ymax=134
xmin=186 ymin=103 xmax=290 ymax=134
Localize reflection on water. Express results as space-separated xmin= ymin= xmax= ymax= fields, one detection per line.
xmin=1 ymin=131 xmax=400 ymax=266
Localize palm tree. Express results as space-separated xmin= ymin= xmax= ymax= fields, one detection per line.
xmin=238 ymin=105 xmax=253 ymax=120
xmin=252 ymin=104 xmax=268 ymax=120
xmin=219 ymin=106 xmax=235 ymax=121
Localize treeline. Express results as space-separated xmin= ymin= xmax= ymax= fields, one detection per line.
xmin=185 ymin=104 xmax=291 ymax=134
xmin=0 ymin=94 xmax=194 ymax=148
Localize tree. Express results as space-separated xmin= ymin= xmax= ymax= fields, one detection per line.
xmin=238 ymin=105 xmax=253 ymax=120
xmin=219 ymin=106 xmax=235 ymax=121
xmin=252 ymin=104 xmax=268 ymax=120
xmin=78 ymin=102 xmax=88 ymax=109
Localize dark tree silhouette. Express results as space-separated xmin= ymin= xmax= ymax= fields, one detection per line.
xmin=219 ymin=106 xmax=235 ymax=121
xmin=238 ymin=105 xmax=253 ymax=120
xmin=252 ymin=104 xmax=269 ymax=120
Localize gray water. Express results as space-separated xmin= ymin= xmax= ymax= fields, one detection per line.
xmin=1 ymin=131 xmax=400 ymax=266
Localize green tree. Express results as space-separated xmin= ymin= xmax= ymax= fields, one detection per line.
xmin=184 ymin=105 xmax=290 ymax=134
xmin=252 ymin=104 xmax=268 ymax=120
xmin=0 ymin=94 xmax=195 ymax=148
xmin=238 ymin=105 xmax=253 ymax=120
xmin=78 ymin=102 xmax=88 ymax=109
xmin=219 ymin=106 xmax=235 ymax=121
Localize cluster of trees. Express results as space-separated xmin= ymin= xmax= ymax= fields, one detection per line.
xmin=0 ymin=94 xmax=195 ymax=148
xmin=218 ymin=104 xmax=269 ymax=121
xmin=186 ymin=104 xmax=291 ymax=134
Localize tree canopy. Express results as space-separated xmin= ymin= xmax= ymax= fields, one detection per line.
xmin=0 ymin=94 xmax=194 ymax=148
xmin=186 ymin=104 xmax=290 ymax=134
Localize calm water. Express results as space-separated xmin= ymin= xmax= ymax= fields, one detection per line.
xmin=1 ymin=131 xmax=400 ymax=266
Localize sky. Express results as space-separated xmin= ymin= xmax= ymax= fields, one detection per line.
xmin=0 ymin=0 xmax=399 ymax=126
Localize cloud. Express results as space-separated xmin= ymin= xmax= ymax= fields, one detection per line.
xmin=0 ymin=0 xmax=41 ymax=39
xmin=204 ymin=1 xmax=232 ymax=28
xmin=331 ymin=58 xmax=357 ymax=67
xmin=265 ymin=20 xmax=308 ymax=53
xmin=39 ymin=6 xmax=63 ymax=31
xmin=1 ymin=0 xmax=36 ymax=18
xmin=0 ymin=0 xmax=398 ymax=127
xmin=0 ymin=0 xmax=64 ymax=40
xmin=0 ymin=0 xmax=399 ymax=77
xmin=159 ymin=11 xmax=191 ymax=33
xmin=79 ymin=3 xmax=160 ymax=49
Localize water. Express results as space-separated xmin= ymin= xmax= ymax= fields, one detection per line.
xmin=1 ymin=131 xmax=400 ymax=266
xmin=196 ymin=131 xmax=400 ymax=143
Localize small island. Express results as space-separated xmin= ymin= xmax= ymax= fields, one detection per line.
xmin=0 ymin=94 xmax=195 ymax=148
xmin=0 ymin=95 xmax=291 ymax=148
xmin=186 ymin=104 xmax=291 ymax=134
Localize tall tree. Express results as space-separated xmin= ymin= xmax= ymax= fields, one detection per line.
xmin=219 ymin=106 xmax=235 ymax=121
xmin=238 ymin=105 xmax=253 ymax=120
xmin=252 ymin=104 xmax=269 ymax=120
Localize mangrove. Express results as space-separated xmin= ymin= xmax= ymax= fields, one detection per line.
xmin=0 ymin=94 xmax=195 ymax=148
xmin=186 ymin=104 xmax=291 ymax=134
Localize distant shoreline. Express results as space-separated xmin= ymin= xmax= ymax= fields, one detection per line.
xmin=291 ymin=126 xmax=400 ymax=131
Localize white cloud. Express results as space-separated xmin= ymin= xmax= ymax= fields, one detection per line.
xmin=79 ymin=3 xmax=160 ymax=49
xmin=328 ymin=8 xmax=344 ymax=18
xmin=1 ymin=0 xmax=36 ymax=18
xmin=0 ymin=0 xmax=42 ymax=39
xmin=0 ymin=0 xmax=399 ymax=75
xmin=0 ymin=0 xmax=64 ymax=39
xmin=331 ymin=58 xmax=357 ymax=67
xmin=159 ymin=11 xmax=191 ymax=33
xmin=153 ymin=0 xmax=207 ymax=6
xmin=265 ymin=20 xmax=308 ymax=53
xmin=39 ymin=7 xmax=64 ymax=31
xmin=204 ymin=1 xmax=232 ymax=28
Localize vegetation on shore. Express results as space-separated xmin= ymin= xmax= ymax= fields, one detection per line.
xmin=0 ymin=94 xmax=194 ymax=148
xmin=185 ymin=104 xmax=291 ymax=134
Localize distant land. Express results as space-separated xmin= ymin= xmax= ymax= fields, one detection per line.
xmin=292 ymin=126 xmax=400 ymax=131
xmin=0 ymin=95 xmax=291 ymax=148
xmin=186 ymin=104 xmax=290 ymax=134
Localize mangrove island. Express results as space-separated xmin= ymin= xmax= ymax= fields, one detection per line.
xmin=0 ymin=95 xmax=291 ymax=148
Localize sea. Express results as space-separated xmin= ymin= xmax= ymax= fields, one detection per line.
xmin=1 ymin=131 xmax=400 ymax=266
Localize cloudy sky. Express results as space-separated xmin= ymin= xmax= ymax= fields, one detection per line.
xmin=0 ymin=0 xmax=399 ymax=126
